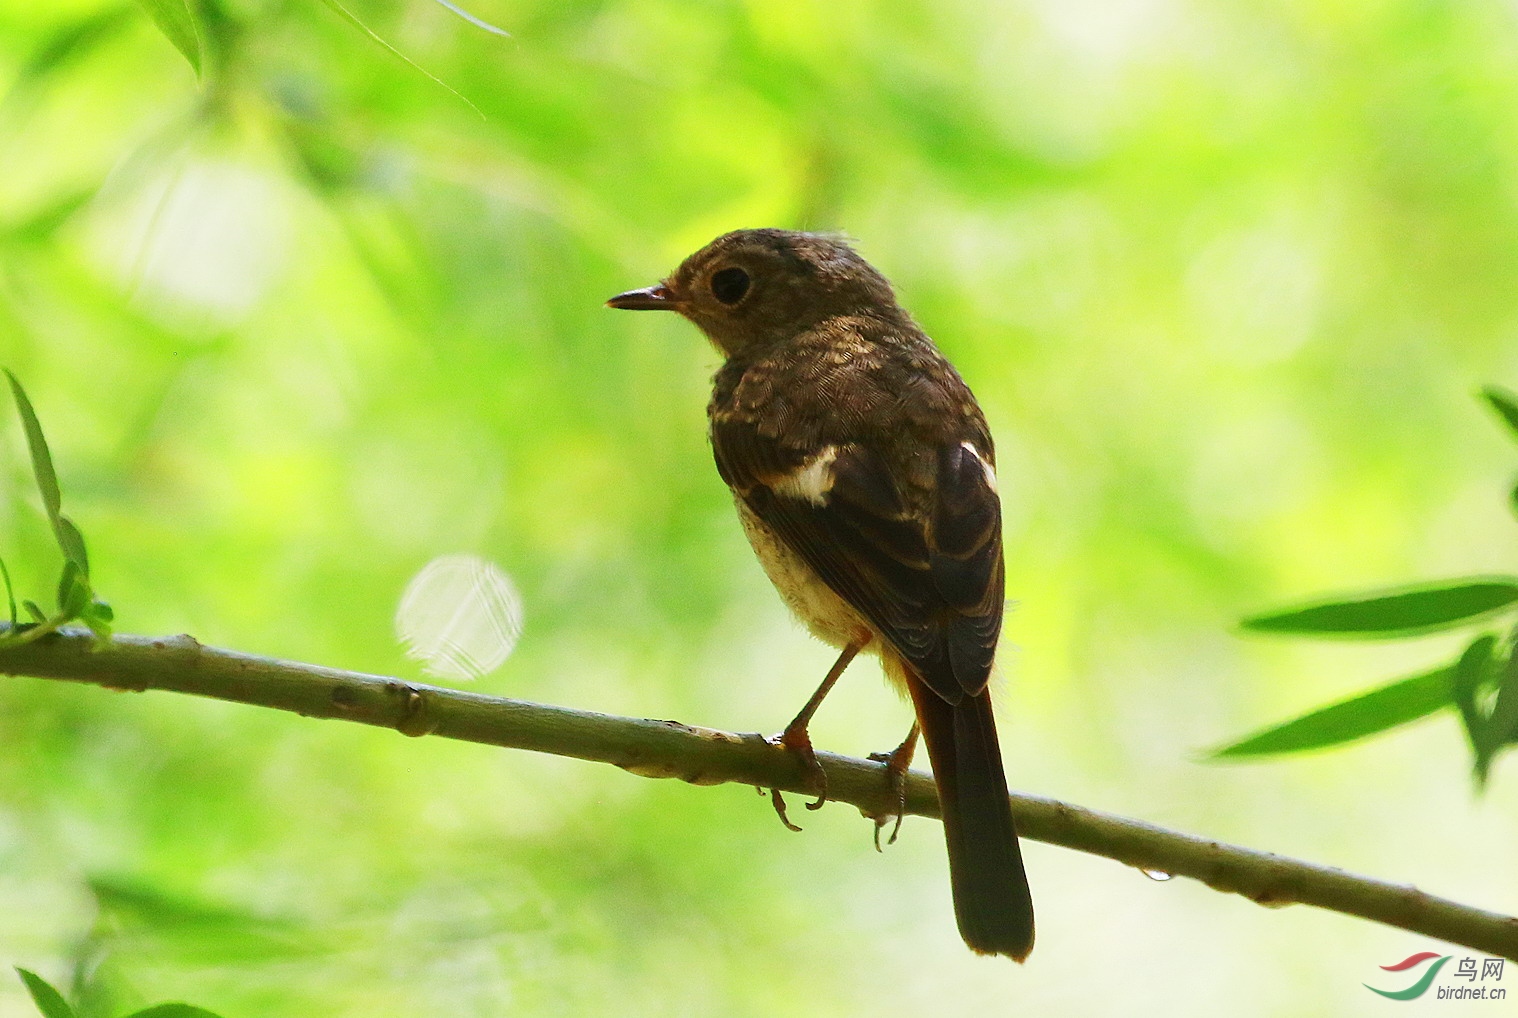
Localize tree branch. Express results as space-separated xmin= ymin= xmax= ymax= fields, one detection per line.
xmin=2 ymin=628 xmax=1515 ymax=960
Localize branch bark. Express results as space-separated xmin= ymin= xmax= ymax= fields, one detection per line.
xmin=2 ymin=627 xmax=1515 ymax=960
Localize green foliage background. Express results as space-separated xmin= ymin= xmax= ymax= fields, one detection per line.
xmin=3 ymin=0 xmax=1518 ymax=1013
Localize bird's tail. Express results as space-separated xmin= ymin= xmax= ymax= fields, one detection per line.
xmin=908 ymin=675 xmax=1035 ymax=960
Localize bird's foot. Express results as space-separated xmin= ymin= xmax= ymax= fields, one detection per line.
xmin=866 ymin=726 xmax=918 ymax=851
xmin=767 ymin=722 xmax=829 ymax=831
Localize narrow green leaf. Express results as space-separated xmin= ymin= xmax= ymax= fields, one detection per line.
xmin=1242 ymin=578 xmax=1518 ymax=638
xmin=120 ymin=1005 xmax=226 ymax=1018
xmin=133 ymin=0 xmax=202 ymax=74
xmin=15 ymin=969 xmax=77 ymax=1018
xmin=22 ymin=600 xmax=45 ymax=623
xmin=55 ymin=516 xmax=88 ymax=576
xmin=428 ymin=0 xmax=510 ymax=35
xmin=1483 ymin=385 xmax=1518 ymax=440
xmin=0 ymin=555 xmax=15 ymax=626
xmin=6 ymin=373 xmax=93 ymax=577
xmin=315 ymin=0 xmax=484 ymax=118
xmin=1209 ymin=665 xmax=1454 ymax=758
xmin=6 ymin=370 xmax=62 ymax=519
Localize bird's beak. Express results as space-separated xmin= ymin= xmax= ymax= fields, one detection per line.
xmin=606 ymin=283 xmax=680 ymax=311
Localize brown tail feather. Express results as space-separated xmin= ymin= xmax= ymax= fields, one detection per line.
xmin=908 ymin=675 xmax=1035 ymax=960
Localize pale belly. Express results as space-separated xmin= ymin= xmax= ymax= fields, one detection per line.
xmin=734 ymin=499 xmax=916 ymax=697
xmin=735 ymin=499 xmax=868 ymax=647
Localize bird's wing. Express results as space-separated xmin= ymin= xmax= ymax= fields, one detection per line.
xmin=712 ymin=416 xmax=1004 ymax=704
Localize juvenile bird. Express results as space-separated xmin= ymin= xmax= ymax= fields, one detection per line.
xmin=607 ymin=228 xmax=1034 ymax=961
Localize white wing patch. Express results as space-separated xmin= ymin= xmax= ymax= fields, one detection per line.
xmin=961 ymin=441 xmax=997 ymax=493
xmin=769 ymin=445 xmax=840 ymax=506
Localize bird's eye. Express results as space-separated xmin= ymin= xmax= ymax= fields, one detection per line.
xmin=710 ymin=267 xmax=751 ymax=305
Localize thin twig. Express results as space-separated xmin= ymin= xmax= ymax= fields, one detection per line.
xmin=1 ymin=627 xmax=1515 ymax=959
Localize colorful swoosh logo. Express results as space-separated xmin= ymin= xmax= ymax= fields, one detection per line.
xmin=1380 ymin=952 xmax=1444 ymax=972
xmin=1365 ymin=954 xmax=1451 ymax=1000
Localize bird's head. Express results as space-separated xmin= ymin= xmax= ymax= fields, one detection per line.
xmin=607 ymin=228 xmax=901 ymax=357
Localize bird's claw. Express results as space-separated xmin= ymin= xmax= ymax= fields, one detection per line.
xmin=767 ymin=723 xmax=829 ymax=830
xmin=866 ymin=739 xmax=913 ymax=852
xmin=769 ymin=787 xmax=803 ymax=832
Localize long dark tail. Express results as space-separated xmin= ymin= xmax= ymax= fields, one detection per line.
xmin=908 ymin=676 xmax=1035 ymax=960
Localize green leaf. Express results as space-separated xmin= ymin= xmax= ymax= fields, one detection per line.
xmin=22 ymin=600 xmax=45 ymax=623
xmin=1451 ymin=634 xmax=1502 ymax=784
xmin=1242 ymin=578 xmax=1518 ymax=638
xmin=1483 ymin=385 xmax=1518 ymax=440
xmin=315 ymin=0 xmax=483 ymax=118
xmin=59 ymin=578 xmax=89 ymax=621
xmin=133 ymin=0 xmax=202 ymax=75
xmin=55 ymin=559 xmax=84 ymax=615
xmin=119 ymin=1005 xmax=227 ymax=1018
xmin=80 ymin=600 xmax=114 ymax=642
xmin=1209 ymin=665 xmax=1454 ymax=757
xmin=6 ymin=373 xmax=94 ymax=582
xmin=1488 ymin=639 xmax=1518 ymax=747
xmin=0 ymin=555 xmax=15 ymax=626
xmin=7 ymin=370 xmax=62 ymax=519
xmin=15 ymin=968 xmax=77 ymax=1018
xmin=55 ymin=516 xmax=88 ymax=577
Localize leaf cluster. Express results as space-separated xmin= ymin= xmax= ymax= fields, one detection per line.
xmin=1216 ymin=387 xmax=1518 ymax=785
xmin=17 ymin=968 xmax=224 ymax=1018
xmin=0 ymin=372 xmax=113 ymax=648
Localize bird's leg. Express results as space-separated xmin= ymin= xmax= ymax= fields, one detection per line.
xmin=769 ymin=636 xmax=868 ymax=830
xmin=868 ymin=722 xmax=920 ymax=851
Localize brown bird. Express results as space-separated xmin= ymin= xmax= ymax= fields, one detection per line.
xmin=607 ymin=228 xmax=1034 ymax=961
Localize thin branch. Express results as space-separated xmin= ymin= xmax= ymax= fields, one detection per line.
xmin=1 ymin=627 xmax=1515 ymax=960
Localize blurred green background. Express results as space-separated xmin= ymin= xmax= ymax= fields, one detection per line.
xmin=4 ymin=0 xmax=1518 ymax=1014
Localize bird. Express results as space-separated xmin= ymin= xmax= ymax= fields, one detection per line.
xmin=607 ymin=228 xmax=1034 ymax=961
